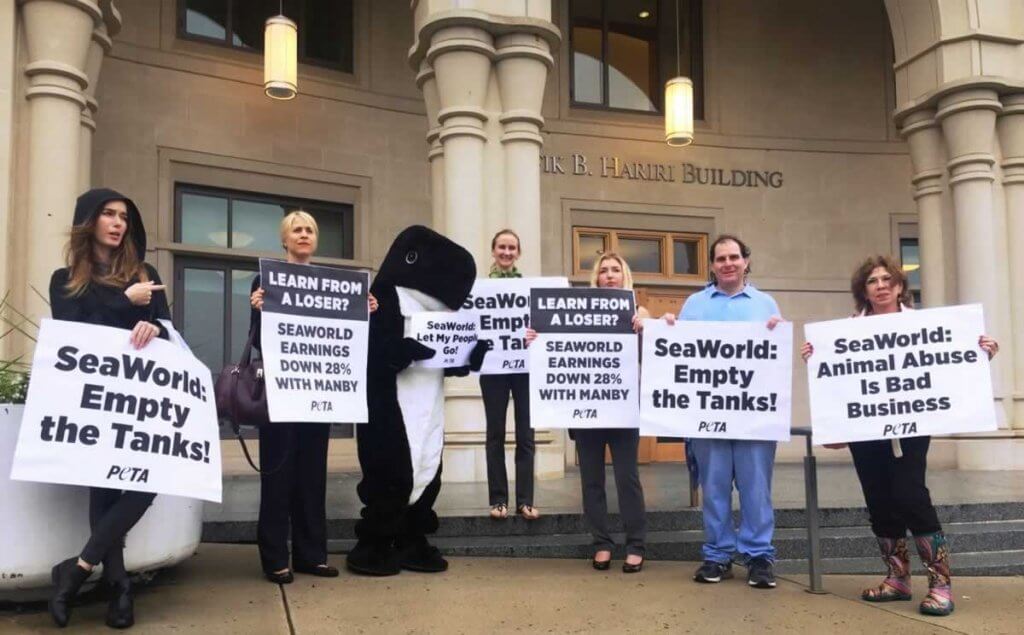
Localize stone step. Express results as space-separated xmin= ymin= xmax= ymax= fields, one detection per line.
xmin=774 ymin=549 xmax=1024 ymax=577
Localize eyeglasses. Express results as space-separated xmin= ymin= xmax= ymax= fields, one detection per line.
xmin=866 ymin=274 xmax=894 ymax=287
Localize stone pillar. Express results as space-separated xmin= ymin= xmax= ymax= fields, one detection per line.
xmin=19 ymin=0 xmax=101 ymax=318
xmin=997 ymin=94 xmax=1024 ymax=429
xmin=79 ymin=23 xmax=110 ymax=191
xmin=900 ymin=109 xmax=947 ymax=307
xmin=936 ymin=88 xmax=1014 ymax=428
xmin=494 ymin=33 xmax=551 ymax=276
xmin=417 ymin=62 xmax=446 ymax=234
xmin=427 ymin=26 xmax=494 ymax=267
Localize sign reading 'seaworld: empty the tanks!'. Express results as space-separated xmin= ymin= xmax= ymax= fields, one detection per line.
xmin=259 ymin=258 xmax=369 ymax=423
xmin=528 ymin=288 xmax=639 ymax=429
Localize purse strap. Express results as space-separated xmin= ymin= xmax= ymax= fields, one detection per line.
xmin=229 ymin=322 xmax=290 ymax=475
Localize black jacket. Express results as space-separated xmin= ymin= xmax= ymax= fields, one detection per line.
xmin=49 ymin=188 xmax=170 ymax=339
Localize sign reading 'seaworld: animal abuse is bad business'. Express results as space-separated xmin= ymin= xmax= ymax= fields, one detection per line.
xmin=805 ymin=304 xmax=997 ymax=445
xmin=11 ymin=319 xmax=222 ymax=502
xmin=259 ymin=259 xmax=369 ymax=423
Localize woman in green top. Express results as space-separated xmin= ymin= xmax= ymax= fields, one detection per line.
xmin=481 ymin=229 xmax=539 ymax=520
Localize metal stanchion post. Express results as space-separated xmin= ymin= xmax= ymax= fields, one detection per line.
xmin=801 ymin=429 xmax=826 ymax=594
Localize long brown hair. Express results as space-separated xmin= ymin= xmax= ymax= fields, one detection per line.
xmin=64 ymin=214 xmax=146 ymax=296
xmin=850 ymin=255 xmax=911 ymax=315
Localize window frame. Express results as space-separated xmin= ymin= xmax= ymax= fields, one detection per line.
xmin=572 ymin=226 xmax=708 ymax=282
xmin=176 ymin=0 xmax=355 ymax=73
xmin=568 ymin=0 xmax=704 ymax=118
xmin=174 ymin=183 xmax=355 ymax=259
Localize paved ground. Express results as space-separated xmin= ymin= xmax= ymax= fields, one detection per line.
xmin=3 ymin=544 xmax=1022 ymax=634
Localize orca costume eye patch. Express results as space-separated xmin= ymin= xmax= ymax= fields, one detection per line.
xmin=406 ymin=250 xmax=418 ymax=264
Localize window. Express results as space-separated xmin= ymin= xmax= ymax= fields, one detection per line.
xmin=899 ymin=238 xmax=922 ymax=308
xmin=175 ymin=184 xmax=354 ymax=259
xmin=570 ymin=0 xmax=703 ymax=116
xmin=573 ymin=227 xmax=707 ymax=281
xmin=179 ymin=0 xmax=354 ymax=72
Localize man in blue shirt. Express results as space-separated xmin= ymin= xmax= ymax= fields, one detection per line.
xmin=664 ymin=234 xmax=783 ymax=589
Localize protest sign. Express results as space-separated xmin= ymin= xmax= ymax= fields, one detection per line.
xmin=805 ymin=304 xmax=997 ymax=445
xmin=528 ymin=288 xmax=639 ymax=429
xmin=259 ymin=259 xmax=369 ymax=423
xmin=10 ymin=319 xmax=222 ymax=502
xmin=409 ymin=312 xmax=478 ymax=368
xmin=640 ymin=319 xmax=793 ymax=441
xmin=461 ymin=277 xmax=568 ymax=374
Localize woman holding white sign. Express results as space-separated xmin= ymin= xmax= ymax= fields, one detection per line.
xmin=480 ymin=229 xmax=539 ymax=520
xmin=801 ymin=255 xmax=998 ymax=616
xmin=249 ymin=211 xmax=378 ymax=584
xmin=47 ymin=188 xmax=170 ymax=629
xmin=526 ymin=253 xmax=648 ymax=572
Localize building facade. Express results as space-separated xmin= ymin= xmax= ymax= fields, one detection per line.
xmin=2 ymin=0 xmax=1023 ymax=482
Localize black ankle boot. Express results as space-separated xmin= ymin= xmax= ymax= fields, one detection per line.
xmin=49 ymin=557 xmax=91 ymax=628
xmin=105 ymin=578 xmax=135 ymax=629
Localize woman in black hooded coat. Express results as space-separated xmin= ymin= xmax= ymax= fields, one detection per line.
xmin=46 ymin=188 xmax=170 ymax=630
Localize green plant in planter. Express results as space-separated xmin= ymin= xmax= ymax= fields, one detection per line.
xmin=0 ymin=291 xmax=39 ymax=405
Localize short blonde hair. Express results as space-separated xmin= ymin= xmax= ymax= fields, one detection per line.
xmin=279 ymin=210 xmax=319 ymax=246
xmin=589 ymin=252 xmax=634 ymax=290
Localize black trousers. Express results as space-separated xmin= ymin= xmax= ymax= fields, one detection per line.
xmin=480 ymin=373 xmax=534 ymax=506
xmin=258 ymin=422 xmax=330 ymax=573
xmin=80 ymin=488 xmax=156 ymax=582
xmin=849 ymin=436 xmax=941 ymax=538
xmin=575 ymin=429 xmax=647 ymax=556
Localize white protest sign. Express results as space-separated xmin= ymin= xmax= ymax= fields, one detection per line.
xmin=11 ymin=319 xmax=222 ymax=502
xmin=409 ymin=312 xmax=478 ymax=368
xmin=528 ymin=288 xmax=639 ymax=429
xmin=805 ymin=304 xmax=997 ymax=445
xmin=640 ymin=319 xmax=793 ymax=441
xmin=260 ymin=259 xmax=369 ymax=423
xmin=461 ymin=277 xmax=569 ymax=374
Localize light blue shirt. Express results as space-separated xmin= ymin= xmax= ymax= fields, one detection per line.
xmin=679 ymin=283 xmax=780 ymax=322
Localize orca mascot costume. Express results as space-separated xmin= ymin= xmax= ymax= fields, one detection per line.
xmin=347 ymin=225 xmax=488 ymax=576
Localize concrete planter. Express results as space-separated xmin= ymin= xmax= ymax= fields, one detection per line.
xmin=0 ymin=404 xmax=202 ymax=601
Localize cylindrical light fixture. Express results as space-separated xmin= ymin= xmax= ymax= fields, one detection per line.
xmin=664 ymin=76 xmax=693 ymax=146
xmin=264 ymin=15 xmax=298 ymax=100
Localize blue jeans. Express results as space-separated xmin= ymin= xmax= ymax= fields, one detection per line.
xmin=690 ymin=439 xmax=777 ymax=563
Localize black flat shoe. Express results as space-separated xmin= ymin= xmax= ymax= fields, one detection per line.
xmin=622 ymin=559 xmax=644 ymax=574
xmin=49 ymin=557 xmax=91 ymax=628
xmin=294 ymin=564 xmax=339 ymax=577
xmin=592 ymin=555 xmax=612 ymax=571
xmin=265 ymin=569 xmax=294 ymax=584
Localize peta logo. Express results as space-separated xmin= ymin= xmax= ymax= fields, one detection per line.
xmin=106 ymin=465 xmax=150 ymax=483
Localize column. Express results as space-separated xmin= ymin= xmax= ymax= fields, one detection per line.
xmin=997 ymin=94 xmax=1024 ymax=429
xmin=494 ymin=33 xmax=552 ymax=276
xmin=899 ymin=109 xmax=947 ymax=307
xmin=416 ymin=62 xmax=445 ymax=234
xmin=936 ymin=88 xmax=1015 ymax=433
xmin=427 ymin=26 xmax=494 ymax=267
xmin=19 ymin=0 xmax=101 ymax=319
xmin=79 ymin=22 xmax=111 ymax=191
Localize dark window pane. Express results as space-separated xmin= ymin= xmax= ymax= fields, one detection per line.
xmin=181 ymin=193 xmax=228 ymax=247
xmin=673 ymin=239 xmax=698 ymax=275
xmin=185 ymin=0 xmax=228 ymax=40
xmin=233 ymin=199 xmax=285 ymax=251
xmin=618 ymin=237 xmax=662 ymax=273
xmin=607 ymin=2 xmax=657 ymax=111
xmin=900 ymin=238 xmax=921 ymax=294
xmin=182 ymin=268 xmax=225 ymax=372
xmin=303 ymin=0 xmax=354 ymax=70
xmin=306 ymin=207 xmax=350 ymax=259
xmin=577 ymin=234 xmax=607 ymax=273
xmin=230 ymin=269 xmax=258 ymax=362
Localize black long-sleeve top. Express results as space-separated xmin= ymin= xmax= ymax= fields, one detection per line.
xmin=49 ymin=263 xmax=171 ymax=340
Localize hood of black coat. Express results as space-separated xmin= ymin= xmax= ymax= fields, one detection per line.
xmin=73 ymin=188 xmax=147 ymax=255
xmin=371 ymin=225 xmax=476 ymax=311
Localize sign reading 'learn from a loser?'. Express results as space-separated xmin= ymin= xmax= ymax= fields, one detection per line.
xmin=11 ymin=319 xmax=222 ymax=502
xmin=260 ymin=259 xmax=369 ymax=423
xmin=805 ymin=304 xmax=997 ymax=445
xmin=409 ymin=312 xmax=478 ymax=369
xmin=461 ymin=277 xmax=569 ymax=374
xmin=640 ymin=319 xmax=793 ymax=441
xmin=529 ymin=288 xmax=639 ymax=429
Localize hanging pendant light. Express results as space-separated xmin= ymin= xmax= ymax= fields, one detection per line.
xmin=264 ymin=3 xmax=297 ymax=100
xmin=664 ymin=0 xmax=693 ymax=146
